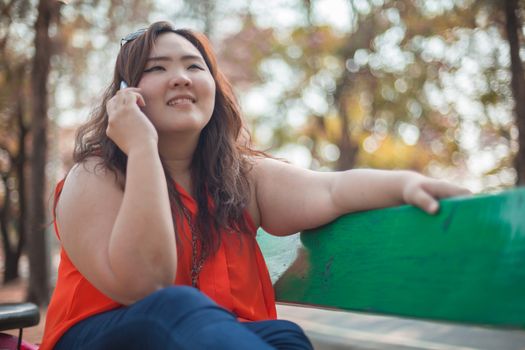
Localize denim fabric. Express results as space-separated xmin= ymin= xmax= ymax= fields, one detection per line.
xmin=54 ymin=286 xmax=312 ymax=350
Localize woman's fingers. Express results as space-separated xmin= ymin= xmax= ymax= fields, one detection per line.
xmin=424 ymin=180 xmax=472 ymax=199
xmin=105 ymin=87 xmax=156 ymax=155
xmin=115 ymin=88 xmax=143 ymax=104
xmin=107 ymin=90 xmax=146 ymax=113
xmin=124 ymin=91 xmax=145 ymax=107
xmin=406 ymin=177 xmax=472 ymax=215
xmin=414 ymin=180 xmax=472 ymax=214
xmin=411 ymin=188 xmax=439 ymax=214
xmin=134 ymin=93 xmax=146 ymax=107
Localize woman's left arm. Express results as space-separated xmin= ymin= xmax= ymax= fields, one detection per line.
xmin=253 ymin=157 xmax=470 ymax=236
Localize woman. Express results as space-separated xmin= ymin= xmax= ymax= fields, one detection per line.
xmin=40 ymin=21 xmax=469 ymax=350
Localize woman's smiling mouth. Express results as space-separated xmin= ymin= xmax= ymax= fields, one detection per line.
xmin=167 ymin=95 xmax=196 ymax=107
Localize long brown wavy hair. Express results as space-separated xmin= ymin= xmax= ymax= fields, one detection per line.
xmin=74 ymin=21 xmax=265 ymax=261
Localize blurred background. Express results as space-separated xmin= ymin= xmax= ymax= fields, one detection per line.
xmin=0 ymin=0 xmax=524 ymax=339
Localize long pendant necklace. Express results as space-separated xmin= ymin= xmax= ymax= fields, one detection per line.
xmin=181 ymin=205 xmax=205 ymax=288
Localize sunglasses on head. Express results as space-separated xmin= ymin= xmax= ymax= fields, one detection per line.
xmin=120 ymin=28 xmax=147 ymax=47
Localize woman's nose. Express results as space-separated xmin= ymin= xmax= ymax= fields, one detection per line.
xmin=169 ymin=72 xmax=191 ymax=87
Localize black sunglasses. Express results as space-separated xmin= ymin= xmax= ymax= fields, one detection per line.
xmin=120 ymin=28 xmax=147 ymax=47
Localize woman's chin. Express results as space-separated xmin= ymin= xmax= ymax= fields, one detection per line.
xmin=156 ymin=121 xmax=209 ymax=135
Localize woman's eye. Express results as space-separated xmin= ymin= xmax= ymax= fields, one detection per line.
xmin=144 ymin=66 xmax=164 ymax=73
xmin=188 ymin=64 xmax=204 ymax=70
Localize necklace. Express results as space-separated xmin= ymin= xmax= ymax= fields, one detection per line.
xmin=181 ymin=205 xmax=205 ymax=288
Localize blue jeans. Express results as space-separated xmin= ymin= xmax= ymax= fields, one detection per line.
xmin=54 ymin=286 xmax=313 ymax=349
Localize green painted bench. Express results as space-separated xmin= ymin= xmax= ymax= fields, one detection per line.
xmin=257 ymin=187 xmax=525 ymax=347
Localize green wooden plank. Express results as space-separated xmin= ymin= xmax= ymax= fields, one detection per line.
xmin=259 ymin=188 xmax=525 ymax=328
xmin=255 ymin=231 xmax=300 ymax=284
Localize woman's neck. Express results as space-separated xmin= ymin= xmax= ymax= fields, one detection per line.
xmin=158 ymin=131 xmax=200 ymax=193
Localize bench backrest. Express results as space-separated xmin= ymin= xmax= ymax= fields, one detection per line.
xmin=256 ymin=187 xmax=525 ymax=329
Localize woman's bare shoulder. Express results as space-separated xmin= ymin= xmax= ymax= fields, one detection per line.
xmin=243 ymin=155 xmax=284 ymax=228
xmin=64 ymin=157 xmax=123 ymax=190
xmin=57 ymin=157 xmax=124 ymax=219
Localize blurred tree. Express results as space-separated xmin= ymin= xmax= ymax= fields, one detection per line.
xmin=503 ymin=0 xmax=525 ymax=184
xmin=228 ymin=0 xmax=522 ymax=192
xmin=243 ymin=0 xmax=460 ymax=171
xmin=51 ymin=0 xmax=155 ymax=116
xmin=25 ymin=0 xmax=155 ymax=304
xmin=0 ymin=0 xmax=34 ymax=284
xmin=26 ymin=0 xmax=64 ymax=306
xmin=180 ymin=0 xmax=217 ymax=37
xmin=0 ymin=0 xmax=155 ymax=298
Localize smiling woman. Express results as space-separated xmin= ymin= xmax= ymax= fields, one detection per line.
xmin=39 ymin=20 xmax=469 ymax=350
xmin=39 ymin=21 xmax=312 ymax=350
xmin=138 ymin=34 xmax=216 ymax=134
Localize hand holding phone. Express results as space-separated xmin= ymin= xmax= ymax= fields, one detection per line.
xmin=107 ymin=80 xmax=156 ymax=154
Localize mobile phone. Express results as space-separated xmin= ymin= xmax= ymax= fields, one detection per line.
xmin=119 ymin=80 xmax=129 ymax=90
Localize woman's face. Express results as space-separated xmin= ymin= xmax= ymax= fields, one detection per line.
xmin=137 ymin=32 xmax=216 ymax=136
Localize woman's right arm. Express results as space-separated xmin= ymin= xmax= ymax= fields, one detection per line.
xmin=56 ymin=89 xmax=176 ymax=305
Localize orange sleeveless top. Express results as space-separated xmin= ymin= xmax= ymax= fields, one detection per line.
xmin=40 ymin=179 xmax=276 ymax=350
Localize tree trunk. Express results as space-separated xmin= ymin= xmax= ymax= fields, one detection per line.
xmin=0 ymin=174 xmax=19 ymax=283
xmin=505 ymin=0 xmax=525 ymax=185
xmin=14 ymin=64 xmax=28 ymax=282
xmin=334 ymin=73 xmax=359 ymax=171
xmin=2 ymin=65 xmax=30 ymax=284
xmin=27 ymin=0 xmax=55 ymax=305
xmin=336 ymin=95 xmax=359 ymax=171
xmin=0 ymin=67 xmax=26 ymax=284
xmin=2 ymin=232 xmax=19 ymax=283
